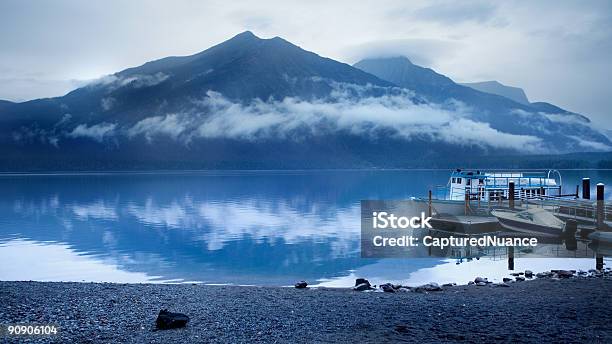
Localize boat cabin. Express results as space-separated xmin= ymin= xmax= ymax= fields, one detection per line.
xmin=447 ymin=169 xmax=561 ymax=201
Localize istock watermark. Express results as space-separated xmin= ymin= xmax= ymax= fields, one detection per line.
xmin=361 ymin=200 xmax=541 ymax=258
xmin=371 ymin=211 xmax=432 ymax=229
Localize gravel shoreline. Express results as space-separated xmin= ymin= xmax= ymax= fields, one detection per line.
xmin=1 ymin=278 xmax=611 ymax=343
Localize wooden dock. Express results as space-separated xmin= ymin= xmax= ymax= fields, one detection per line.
xmin=430 ymin=215 xmax=500 ymax=233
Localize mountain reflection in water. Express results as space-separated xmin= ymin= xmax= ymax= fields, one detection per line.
xmin=0 ymin=170 xmax=610 ymax=286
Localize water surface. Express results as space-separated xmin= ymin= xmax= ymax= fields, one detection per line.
xmin=0 ymin=170 xmax=610 ymax=286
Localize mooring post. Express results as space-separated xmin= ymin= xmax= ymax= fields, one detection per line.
xmin=575 ymin=185 xmax=579 ymax=198
xmin=563 ymin=219 xmax=577 ymax=239
xmin=582 ymin=178 xmax=591 ymax=199
xmin=596 ymin=254 xmax=604 ymax=271
xmin=597 ymin=183 xmax=604 ymax=230
xmin=508 ymin=246 xmax=515 ymax=271
xmin=509 ymin=181 xmax=515 ymax=209
xmin=428 ymin=190 xmax=432 ymax=217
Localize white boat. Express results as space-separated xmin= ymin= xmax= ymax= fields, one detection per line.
xmin=414 ymin=169 xmax=563 ymax=216
xmin=491 ymin=208 xmax=566 ymax=237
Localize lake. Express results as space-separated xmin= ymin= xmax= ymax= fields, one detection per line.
xmin=0 ymin=169 xmax=610 ymax=286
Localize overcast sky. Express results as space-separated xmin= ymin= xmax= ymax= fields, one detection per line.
xmin=0 ymin=0 xmax=610 ymax=127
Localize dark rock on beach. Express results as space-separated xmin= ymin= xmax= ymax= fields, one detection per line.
xmin=294 ymin=281 xmax=308 ymax=289
xmin=155 ymin=309 xmax=189 ymax=330
xmin=353 ymin=283 xmax=374 ymax=292
xmin=557 ymin=270 xmax=574 ymax=278
xmin=474 ymin=277 xmax=488 ymax=284
xmin=355 ymin=278 xmax=370 ymax=287
xmin=414 ymin=282 xmax=442 ymax=292
xmin=380 ymin=283 xmax=395 ymax=293
xmin=353 ymin=278 xmax=374 ymax=291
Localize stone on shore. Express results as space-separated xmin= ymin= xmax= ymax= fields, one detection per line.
xmin=355 ymin=278 xmax=371 ymax=287
xmin=294 ymin=281 xmax=308 ymax=289
xmin=414 ymin=282 xmax=442 ymax=292
xmin=380 ymin=283 xmax=395 ymax=293
xmin=155 ymin=309 xmax=189 ymax=330
xmin=557 ymin=270 xmax=574 ymax=278
xmin=474 ymin=277 xmax=488 ymax=284
xmin=353 ymin=283 xmax=374 ymax=292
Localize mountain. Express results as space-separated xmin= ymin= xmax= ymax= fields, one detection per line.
xmin=6 ymin=31 xmax=393 ymax=127
xmin=353 ymin=56 xmax=608 ymax=151
xmin=459 ymin=80 xmax=590 ymax=124
xmin=0 ymin=33 xmax=610 ymax=171
xmin=460 ymin=80 xmax=529 ymax=105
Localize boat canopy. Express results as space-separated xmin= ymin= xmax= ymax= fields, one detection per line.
xmin=444 ymin=169 xmax=562 ymax=201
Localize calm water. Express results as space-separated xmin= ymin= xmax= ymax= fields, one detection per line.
xmin=0 ymin=170 xmax=610 ymax=286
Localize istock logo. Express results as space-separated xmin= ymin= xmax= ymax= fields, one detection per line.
xmin=372 ymin=211 xmax=432 ymax=229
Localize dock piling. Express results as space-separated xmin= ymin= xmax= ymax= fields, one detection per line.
xmin=509 ymin=181 xmax=515 ymax=209
xmin=596 ymin=255 xmax=604 ymax=271
xmin=563 ymin=219 xmax=577 ymax=238
xmin=508 ymin=246 xmax=514 ymax=271
xmin=582 ymin=178 xmax=591 ymax=199
xmin=597 ymin=183 xmax=604 ymax=230
xmin=575 ymin=185 xmax=579 ymax=198
xmin=428 ymin=190 xmax=432 ymax=217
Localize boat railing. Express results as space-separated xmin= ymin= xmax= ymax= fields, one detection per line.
xmin=438 ymin=186 xmax=612 ymax=222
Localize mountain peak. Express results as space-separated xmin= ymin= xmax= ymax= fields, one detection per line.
xmin=227 ymin=30 xmax=260 ymax=42
xmin=354 ymin=56 xmax=455 ymax=96
xmin=360 ymin=56 xmax=413 ymax=65
xmin=460 ymin=80 xmax=530 ymax=105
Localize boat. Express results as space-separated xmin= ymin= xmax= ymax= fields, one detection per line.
xmin=491 ymin=208 xmax=566 ymax=237
xmin=588 ymin=231 xmax=612 ymax=245
xmin=411 ymin=169 xmax=563 ymax=216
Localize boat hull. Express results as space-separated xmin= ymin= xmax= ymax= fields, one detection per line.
xmin=491 ymin=209 xmax=565 ymax=238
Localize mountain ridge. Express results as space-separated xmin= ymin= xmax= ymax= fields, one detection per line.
xmin=460 ymin=80 xmax=530 ymax=105
xmin=0 ymin=32 xmax=609 ymax=171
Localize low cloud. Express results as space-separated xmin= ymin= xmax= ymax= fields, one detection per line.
xmin=127 ymin=114 xmax=190 ymax=142
xmin=543 ymin=113 xmax=589 ymax=126
xmin=344 ymin=39 xmax=461 ymax=66
xmin=101 ymin=97 xmax=116 ymax=111
xmin=125 ymin=87 xmax=544 ymax=152
xmin=411 ymin=1 xmax=498 ymax=25
xmin=568 ymin=135 xmax=611 ymax=151
xmin=20 ymin=83 xmax=551 ymax=152
xmin=88 ymin=72 xmax=169 ymax=92
xmin=68 ymin=122 xmax=117 ymax=142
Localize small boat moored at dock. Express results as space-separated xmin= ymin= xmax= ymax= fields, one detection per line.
xmin=588 ymin=231 xmax=612 ymax=245
xmin=491 ymin=208 xmax=566 ymax=238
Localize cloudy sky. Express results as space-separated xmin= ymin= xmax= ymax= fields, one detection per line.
xmin=1 ymin=0 xmax=610 ymax=127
